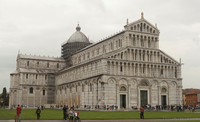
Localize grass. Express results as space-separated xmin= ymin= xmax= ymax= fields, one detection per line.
xmin=0 ymin=109 xmax=200 ymax=120
xmin=158 ymin=120 xmax=199 ymax=122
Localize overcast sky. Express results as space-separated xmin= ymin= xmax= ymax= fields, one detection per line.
xmin=0 ymin=0 xmax=200 ymax=92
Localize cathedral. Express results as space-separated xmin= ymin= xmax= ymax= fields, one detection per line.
xmin=9 ymin=13 xmax=183 ymax=109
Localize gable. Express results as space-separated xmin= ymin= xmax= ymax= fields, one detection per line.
xmin=125 ymin=18 xmax=160 ymax=35
xmin=105 ymin=47 xmax=179 ymax=66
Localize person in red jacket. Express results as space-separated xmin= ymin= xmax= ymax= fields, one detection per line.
xmin=16 ymin=105 xmax=22 ymax=122
xmin=139 ymin=107 xmax=144 ymax=119
xmin=36 ymin=107 xmax=41 ymax=120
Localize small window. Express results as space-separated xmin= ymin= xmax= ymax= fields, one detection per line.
xmin=133 ymin=36 xmax=136 ymax=46
xmin=141 ymin=38 xmax=144 ymax=47
xmin=161 ymin=69 xmax=163 ymax=75
xmin=30 ymin=87 xmax=33 ymax=94
xmin=120 ymin=65 xmax=123 ymax=72
xmin=27 ymin=61 xmax=29 ymax=66
xmin=118 ymin=39 xmax=121 ymax=47
xmin=148 ymin=39 xmax=151 ymax=48
xmin=36 ymin=75 xmax=38 ymax=79
xmin=101 ymin=83 xmax=105 ymax=90
xmin=140 ymin=23 xmax=143 ymax=32
xmin=45 ymin=75 xmax=47 ymax=80
xmin=175 ymin=68 xmax=177 ymax=78
xmin=43 ymin=90 xmax=45 ymax=95
xmin=76 ymin=86 xmax=77 ymax=92
xmin=57 ymin=63 xmax=59 ymax=68
xmin=143 ymin=66 xmax=145 ymax=73
xmin=47 ymin=62 xmax=49 ymax=68
xmin=37 ymin=61 xmax=39 ymax=66
xmin=121 ymin=53 xmax=123 ymax=59
xmin=26 ymin=74 xmax=28 ymax=79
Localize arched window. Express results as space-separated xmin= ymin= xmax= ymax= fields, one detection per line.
xmin=43 ymin=90 xmax=45 ymax=95
xmin=150 ymin=28 xmax=152 ymax=33
xmin=137 ymin=24 xmax=140 ymax=31
xmin=37 ymin=61 xmax=39 ymax=66
xmin=120 ymin=86 xmax=126 ymax=91
xmin=27 ymin=61 xmax=29 ymax=66
xmin=133 ymin=35 xmax=136 ymax=46
xmin=148 ymin=39 xmax=151 ymax=48
xmin=120 ymin=65 xmax=123 ymax=72
xmin=121 ymin=53 xmax=123 ymax=59
xmin=141 ymin=37 xmax=144 ymax=47
xmin=30 ymin=87 xmax=33 ymax=94
xmin=140 ymin=23 xmax=143 ymax=32
xmin=45 ymin=75 xmax=47 ymax=80
xmin=57 ymin=63 xmax=59 ymax=68
xmin=26 ymin=74 xmax=28 ymax=79
xmin=175 ymin=67 xmax=177 ymax=78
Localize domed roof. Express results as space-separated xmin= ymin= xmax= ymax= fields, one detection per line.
xmin=67 ymin=24 xmax=90 ymax=43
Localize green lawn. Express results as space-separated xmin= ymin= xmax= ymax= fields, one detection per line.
xmin=0 ymin=109 xmax=200 ymax=120
xmin=160 ymin=120 xmax=199 ymax=122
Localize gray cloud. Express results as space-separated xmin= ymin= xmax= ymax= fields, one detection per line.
xmin=0 ymin=0 xmax=200 ymax=92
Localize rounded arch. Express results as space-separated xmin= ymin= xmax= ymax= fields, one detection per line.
xmin=107 ymin=77 xmax=117 ymax=84
xmin=119 ymin=78 xmax=128 ymax=85
xmin=131 ymin=78 xmax=137 ymax=86
xmin=171 ymin=81 xmax=177 ymax=87
xmin=160 ymin=80 xmax=168 ymax=87
xmin=152 ymin=80 xmax=158 ymax=87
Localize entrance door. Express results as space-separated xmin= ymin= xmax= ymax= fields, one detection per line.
xmin=120 ymin=94 xmax=126 ymax=109
xmin=140 ymin=90 xmax=148 ymax=107
xmin=161 ymin=95 xmax=167 ymax=106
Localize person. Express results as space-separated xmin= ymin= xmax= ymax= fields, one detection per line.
xmin=66 ymin=106 xmax=69 ymax=120
xmin=69 ymin=109 xmax=74 ymax=120
xmin=139 ymin=106 xmax=144 ymax=119
xmin=74 ymin=111 xmax=80 ymax=121
xmin=36 ymin=107 xmax=41 ymax=120
xmin=63 ymin=105 xmax=67 ymax=120
xmin=16 ymin=105 xmax=22 ymax=122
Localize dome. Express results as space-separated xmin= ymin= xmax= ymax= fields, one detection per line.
xmin=67 ymin=24 xmax=90 ymax=43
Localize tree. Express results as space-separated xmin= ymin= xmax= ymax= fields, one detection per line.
xmin=1 ymin=87 xmax=9 ymax=107
xmin=2 ymin=87 xmax=7 ymax=98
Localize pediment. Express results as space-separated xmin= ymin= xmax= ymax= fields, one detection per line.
xmin=124 ymin=18 xmax=160 ymax=34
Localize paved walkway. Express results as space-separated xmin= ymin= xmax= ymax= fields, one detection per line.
xmin=1 ymin=118 xmax=200 ymax=122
